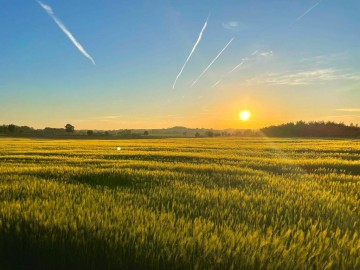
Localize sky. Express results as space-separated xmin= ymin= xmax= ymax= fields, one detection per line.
xmin=0 ymin=0 xmax=359 ymax=129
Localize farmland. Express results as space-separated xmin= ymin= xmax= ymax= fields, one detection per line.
xmin=0 ymin=137 xmax=359 ymax=269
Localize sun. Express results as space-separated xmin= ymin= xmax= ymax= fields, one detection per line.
xmin=239 ymin=110 xmax=251 ymax=121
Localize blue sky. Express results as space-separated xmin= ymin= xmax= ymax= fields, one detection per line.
xmin=0 ymin=0 xmax=359 ymax=129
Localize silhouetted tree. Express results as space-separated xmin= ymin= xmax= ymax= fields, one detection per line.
xmin=206 ymin=131 xmax=214 ymax=137
xmin=65 ymin=124 xmax=75 ymax=133
xmin=7 ymin=124 xmax=16 ymax=133
xmin=144 ymin=130 xmax=149 ymax=136
xmin=261 ymin=121 xmax=360 ymax=138
xmin=0 ymin=125 xmax=7 ymax=133
xmin=195 ymin=132 xmax=201 ymax=137
xmin=87 ymin=130 xmax=94 ymax=136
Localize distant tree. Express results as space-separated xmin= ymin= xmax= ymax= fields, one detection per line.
xmin=261 ymin=121 xmax=360 ymax=138
xmin=87 ymin=130 xmax=94 ymax=136
xmin=44 ymin=127 xmax=66 ymax=135
xmin=65 ymin=124 xmax=75 ymax=133
xmin=206 ymin=131 xmax=214 ymax=137
xmin=0 ymin=125 xmax=7 ymax=133
xmin=183 ymin=132 xmax=187 ymax=137
xmin=195 ymin=132 xmax=201 ymax=138
xmin=19 ymin=126 xmax=33 ymax=134
xmin=243 ymin=129 xmax=254 ymax=137
xmin=7 ymin=124 xmax=16 ymax=133
xmin=144 ymin=130 xmax=149 ymax=136
xmin=104 ymin=131 xmax=110 ymax=136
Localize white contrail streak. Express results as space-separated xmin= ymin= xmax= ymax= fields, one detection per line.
xmin=191 ymin=37 xmax=234 ymax=87
xmin=212 ymin=79 xmax=223 ymax=87
xmin=290 ymin=0 xmax=323 ymax=27
xmin=172 ymin=15 xmax=210 ymax=89
xmin=38 ymin=1 xmax=96 ymax=65
xmin=228 ymin=59 xmax=245 ymax=74
xmin=212 ymin=59 xmax=245 ymax=88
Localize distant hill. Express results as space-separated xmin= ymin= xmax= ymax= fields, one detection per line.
xmin=261 ymin=121 xmax=360 ymax=138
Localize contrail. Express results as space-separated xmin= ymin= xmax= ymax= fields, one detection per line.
xmin=290 ymin=0 xmax=323 ymax=27
xmin=38 ymin=1 xmax=96 ymax=65
xmin=172 ymin=14 xmax=210 ymax=89
xmin=212 ymin=59 xmax=245 ymax=87
xmin=191 ymin=37 xmax=234 ymax=87
xmin=228 ymin=59 xmax=246 ymax=74
xmin=212 ymin=79 xmax=223 ymax=87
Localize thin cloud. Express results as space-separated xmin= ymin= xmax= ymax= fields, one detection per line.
xmin=299 ymin=52 xmax=349 ymax=66
xmin=290 ymin=0 xmax=324 ymax=27
xmin=38 ymin=1 xmax=96 ymax=65
xmin=191 ymin=37 xmax=235 ymax=87
xmin=246 ymin=68 xmax=360 ymax=86
xmin=222 ymin=21 xmax=238 ymax=30
xmin=258 ymin=51 xmax=274 ymax=57
xmin=172 ymin=14 xmax=210 ymax=89
xmin=222 ymin=21 xmax=246 ymax=31
xmin=336 ymin=109 xmax=360 ymax=112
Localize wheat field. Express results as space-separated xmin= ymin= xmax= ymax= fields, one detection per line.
xmin=0 ymin=137 xmax=359 ymax=269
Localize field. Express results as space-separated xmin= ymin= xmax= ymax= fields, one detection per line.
xmin=0 ymin=137 xmax=359 ymax=269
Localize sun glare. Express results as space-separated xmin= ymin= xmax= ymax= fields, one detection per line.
xmin=239 ymin=110 xmax=251 ymax=121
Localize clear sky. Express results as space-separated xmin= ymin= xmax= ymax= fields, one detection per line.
xmin=1 ymin=0 xmax=359 ymax=129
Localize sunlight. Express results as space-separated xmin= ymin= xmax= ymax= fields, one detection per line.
xmin=239 ymin=110 xmax=251 ymax=121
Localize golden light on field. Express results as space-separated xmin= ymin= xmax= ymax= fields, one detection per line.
xmin=239 ymin=110 xmax=251 ymax=121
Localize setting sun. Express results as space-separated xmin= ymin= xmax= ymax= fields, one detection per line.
xmin=239 ymin=110 xmax=251 ymax=121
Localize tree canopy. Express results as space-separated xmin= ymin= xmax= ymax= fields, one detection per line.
xmin=261 ymin=121 xmax=360 ymax=138
xmin=65 ymin=124 xmax=75 ymax=133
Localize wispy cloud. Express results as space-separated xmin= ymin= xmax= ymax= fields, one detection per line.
xmin=251 ymin=50 xmax=274 ymax=58
xmin=172 ymin=14 xmax=210 ymax=89
xmin=299 ymin=52 xmax=348 ymax=65
xmin=191 ymin=37 xmax=235 ymax=87
xmin=222 ymin=21 xmax=238 ymax=30
xmin=336 ymin=108 xmax=360 ymax=112
xmin=257 ymin=51 xmax=274 ymax=57
xmin=38 ymin=1 xmax=96 ymax=65
xmin=246 ymin=68 xmax=360 ymax=86
xmin=222 ymin=21 xmax=246 ymax=31
xmin=290 ymin=0 xmax=324 ymax=27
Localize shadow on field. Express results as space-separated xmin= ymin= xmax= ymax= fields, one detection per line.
xmin=68 ymin=170 xmax=165 ymax=190
xmin=70 ymin=172 xmax=138 ymax=189
xmin=0 ymin=218 xmax=169 ymax=270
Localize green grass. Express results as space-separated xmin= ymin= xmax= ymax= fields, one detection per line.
xmin=0 ymin=137 xmax=359 ymax=269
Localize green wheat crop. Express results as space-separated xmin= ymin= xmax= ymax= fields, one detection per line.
xmin=0 ymin=137 xmax=359 ymax=269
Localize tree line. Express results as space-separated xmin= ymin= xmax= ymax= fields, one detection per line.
xmin=1 ymin=121 xmax=359 ymax=138
xmin=0 ymin=124 xmax=75 ymax=135
xmin=261 ymin=121 xmax=360 ymax=138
